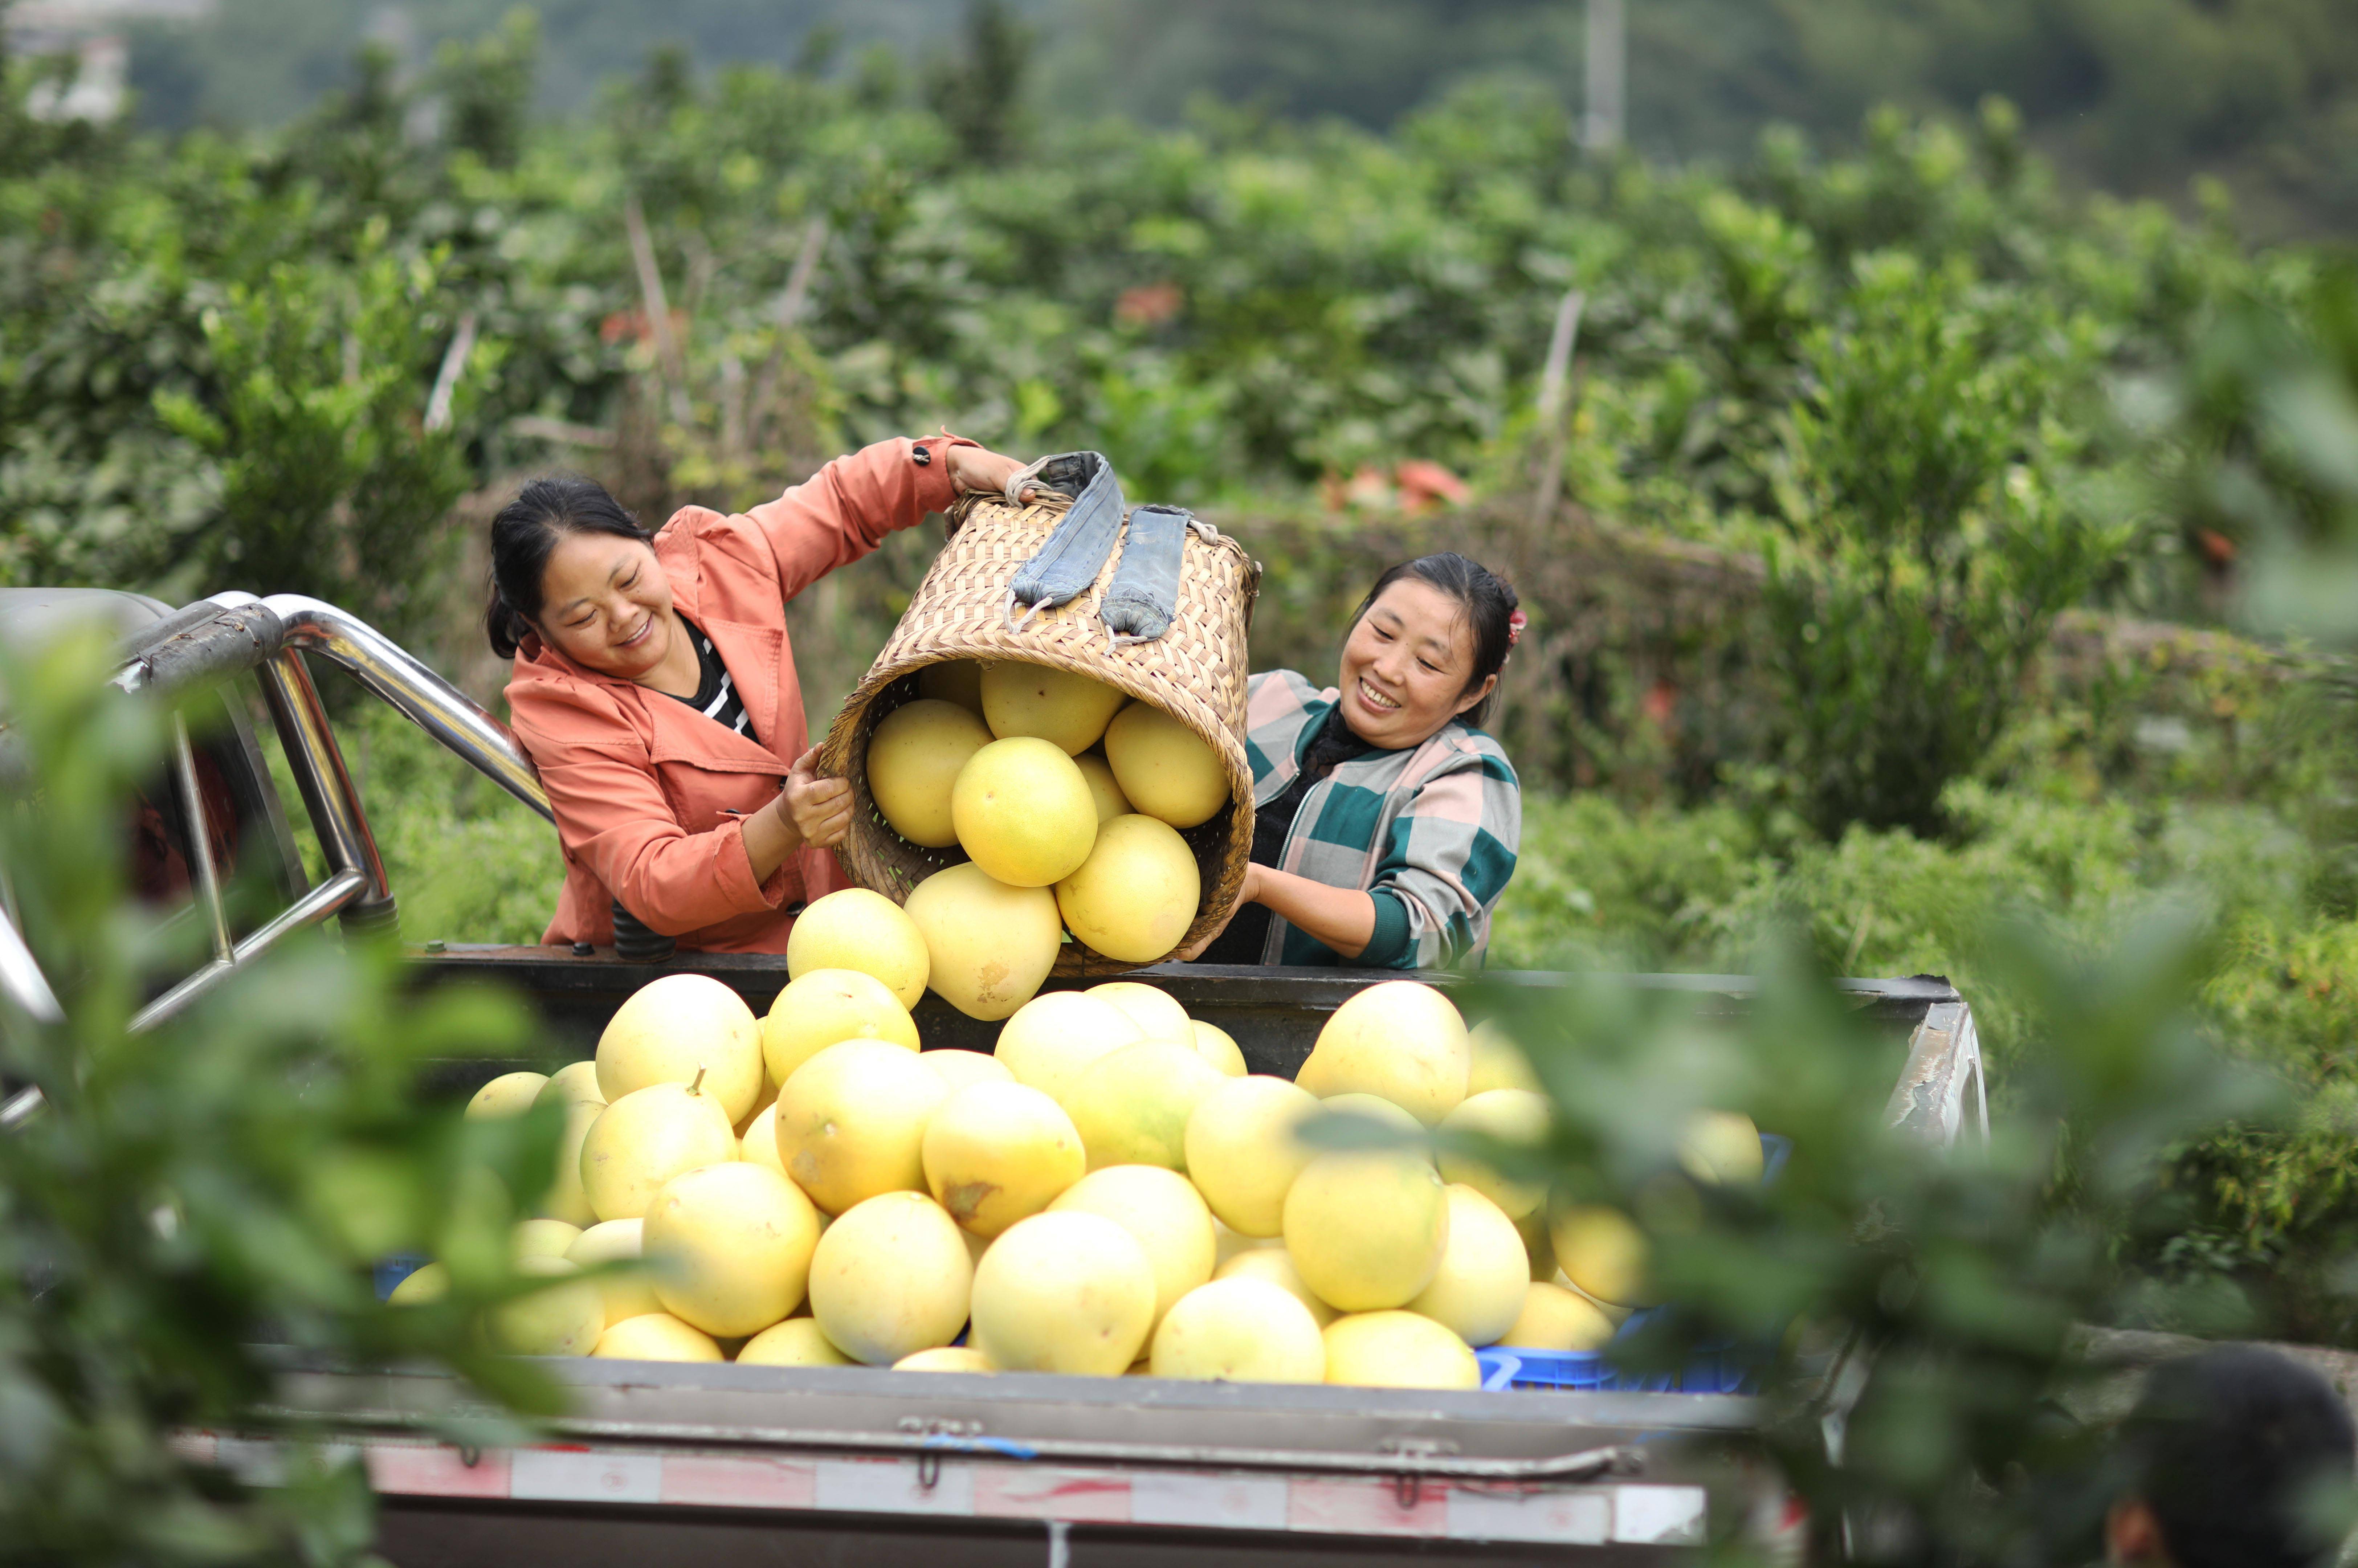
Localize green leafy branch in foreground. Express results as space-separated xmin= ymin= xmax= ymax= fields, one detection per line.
xmin=0 ymin=631 xmax=560 ymax=1564
xmin=1456 ymin=915 xmax=2329 ymax=1565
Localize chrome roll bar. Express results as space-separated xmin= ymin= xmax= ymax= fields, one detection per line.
xmin=89 ymin=592 xmax=555 ymax=1033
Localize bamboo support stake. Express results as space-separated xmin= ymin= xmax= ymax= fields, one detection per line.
xmin=1529 ymin=288 xmax=1586 ymax=530
xmin=624 ymin=192 xmax=693 ymax=426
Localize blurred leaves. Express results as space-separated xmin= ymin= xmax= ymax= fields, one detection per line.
xmin=0 ymin=629 xmax=558 ymax=1562
xmin=1472 ymin=908 xmax=2284 ymax=1564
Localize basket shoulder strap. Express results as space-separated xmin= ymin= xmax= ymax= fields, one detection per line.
xmin=1101 ymin=503 xmax=1194 ymax=645
xmin=1007 ymin=451 xmax=1126 ymax=623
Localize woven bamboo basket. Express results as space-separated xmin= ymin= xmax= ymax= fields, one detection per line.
xmin=819 ymin=491 xmax=1261 ymax=976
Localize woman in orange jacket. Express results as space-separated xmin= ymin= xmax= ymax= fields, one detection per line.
xmin=488 ymin=434 xmax=1031 ymax=954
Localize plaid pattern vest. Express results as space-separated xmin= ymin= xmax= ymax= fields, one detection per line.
xmin=1240 ymin=670 xmax=1521 ymax=969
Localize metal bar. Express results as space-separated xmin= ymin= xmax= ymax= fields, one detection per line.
xmin=127 ymin=867 xmax=366 ymax=1033
xmin=0 ymin=911 xmax=62 ymax=1025
xmin=170 ymin=715 xmax=234 ymax=964
xmin=251 ymin=650 xmax=389 ymax=905
xmin=238 ymin=595 xmax=550 ymax=825
xmin=111 ymin=598 xmax=284 ymax=694
xmin=0 ymin=1085 xmax=43 ymax=1131
xmin=258 ymin=1401 xmax=1644 ymax=1483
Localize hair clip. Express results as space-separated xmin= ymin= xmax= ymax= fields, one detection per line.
xmin=1506 ymin=608 xmax=1527 ymax=648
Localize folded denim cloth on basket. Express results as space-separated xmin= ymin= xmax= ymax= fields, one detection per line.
xmin=1100 ymin=503 xmax=1195 ymax=646
xmin=1004 ymin=451 xmax=1126 ymax=630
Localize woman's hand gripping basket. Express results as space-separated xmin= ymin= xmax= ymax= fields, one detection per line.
xmin=818 ymin=454 xmax=1260 ymax=977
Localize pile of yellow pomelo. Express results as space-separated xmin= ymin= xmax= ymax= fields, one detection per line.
xmin=407 ymin=889 xmax=1764 ymax=1390
xmin=865 ymin=660 xmax=1227 ymax=1006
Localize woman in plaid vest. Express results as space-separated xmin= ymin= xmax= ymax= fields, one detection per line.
xmin=1193 ymin=553 xmax=1523 ymax=971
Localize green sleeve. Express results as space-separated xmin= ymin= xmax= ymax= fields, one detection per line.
xmin=1358 ymin=889 xmax=1415 ymax=969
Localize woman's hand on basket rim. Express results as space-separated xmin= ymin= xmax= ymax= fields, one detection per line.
xmin=783 ymin=748 xmax=854 ymax=850
xmin=945 ymin=445 xmax=1040 ymax=504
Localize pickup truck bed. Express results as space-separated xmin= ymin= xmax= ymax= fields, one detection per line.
xmin=291 ymin=957 xmax=1978 ymax=1564
xmin=1 ymin=588 xmax=1989 ymax=1561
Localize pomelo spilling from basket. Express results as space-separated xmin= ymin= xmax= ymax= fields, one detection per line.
xmin=818 ymin=481 xmax=1262 ymax=1020
xmin=868 ymin=664 xmax=1225 ymax=1017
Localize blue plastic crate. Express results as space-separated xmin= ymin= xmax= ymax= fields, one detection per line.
xmin=1476 ymin=1346 xmax=1611 ymax=1392
xmin=1482 ymin=1131 xmax=1789 ymax=1395
xmin=373 ymin=1253 xmax=431 ymax=1302
xmin=1595 ymin=1308 xmax=1762 ymax=1394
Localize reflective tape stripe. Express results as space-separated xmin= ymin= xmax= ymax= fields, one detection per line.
xmin=178 ymin=1430 xmax=1706 ymax=1545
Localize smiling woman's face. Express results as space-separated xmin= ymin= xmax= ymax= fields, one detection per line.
xmin=535 ymin=531 xmax=676 ymax=679
xmin=1335 ymin=577 xmax=1494 ymax=749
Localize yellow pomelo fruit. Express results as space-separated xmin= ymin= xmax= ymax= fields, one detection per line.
xmin=1188 ymin=1020 xmax=1247 ymax=1077
xmin=1213 ymin=1218 xmax=1274 ymax=1269
xmin=1054 ymin=814 xmax=1199 ymax=963
xmin=1103 ymin=701 xmax=1229 ymax=829
xmin=596 ymin=973 xmax=764 ymax=1124
xmin=644 ymin=1161 xmax=823 ymax=1337
xmin=786 ymin=889 xmax=930 ymax=1011
xmin=1437 ymin=1090 xmax=1551 ymax=1220
xmin=1466 ymin=1019 xmax=1542 ymax=1096
xmin=387 ymin=1261 xmax=449 ymax=1306
xmin=922 ymin=1081 xmax=1085 ymax=1237
xmin=489 ymin=1257 xmax=605 ymax=1357
xmin=1184 ymin=1075 xmax=1319 ymax=1236
xmin=1557 ymin=1272 xmax=1632 ymax=1326
xmin=592 ymin=1312 xmax=722 ymax=1362
xmin=1678 ymin=1110 xmax=1765 ymax=1185
xmin=1062 ymin=1039 xmax=1227 ymax=1172
xmin=739 ymin=1103 xmax=787 ymax=1176
xmin=993 ymin=992 xmax=1142 ymax=1101
xmin=1321 ymin=1310 xmax=1481 ymax=1390
xmin=1074 ymin=753 xmax=1131 ymax=823
xmin=468 ymin=1071 xmax=547 ymax=1119
xmin=1215 ymin=1246 xmax=1337 ymax=1327
xmin=579 ymin=1080 xmax=738 ymax=1223
xmin=1313 ymin=1090 xmax=1432 ymax=1148
xmin=904 ymin=863 xmax=1063 ymax=1021
xmin=1150 ymin=1278 xmax=1325 ymax=1383
xmin=1048 ymin=1164 xmax=1215 ymax=1330
xmin=1550 ymin=1205 xmax=1650 ymax=1307
xmin=535 ymin=1060 xmax=605 ymax=1110
xmin=922 ymin=1049 xmax=1013 ymax=1092
xmin=1407 ymin=1185 xmax=1529 ymax=1347
xmin=734 ymin=1086 xmax=776 ymax=1140
xmin=760 ymin=968 xmax=919 ymax=1088
xmin=951 ymin=737 xmax=1097 ymax=887
xmin=566 ymin=1217 xmax=662 ymax=1327
xmin=1085 ymin=981 xmax=1191 ymax=1042
xmin=969 ymin=1210 xmax=1156 ymax=1375
xmin=1283 ymin=1135 xmax=1449 ymax=1312
xmin=1501 ymin=1281 xmax=1617 ymax=1352
xmin=895 ymin=1346 xmax=996 ymax=1373
xmin=538 ymin=1099 xmax=602 ymax=1226
xmin=980 ymin=663 xmax=1127 ymax=755
xmin=918 ymin=660 xmax=988 ymax=719
xmin=1296 ymin=980 xmax=1470 ymax=1127
xmin=806 ymin=1191 xmax=972 ymax=1365
xmin=512 ymin=1218 xmax=582 ymax=1259
xmin=1515 ymin=1206 xmax=1557 ymax=1281
xmin=865 ymin=698 xmax=993 ymax=849
xmin=774 ymin=1041 xmax=949 ymax=1215
xmin=738 ymin=1317 xmax=853 ymax=1367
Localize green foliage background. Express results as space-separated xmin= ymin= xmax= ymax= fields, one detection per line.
xmin=13 ymin=11 xmax=2358 ymax=1348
